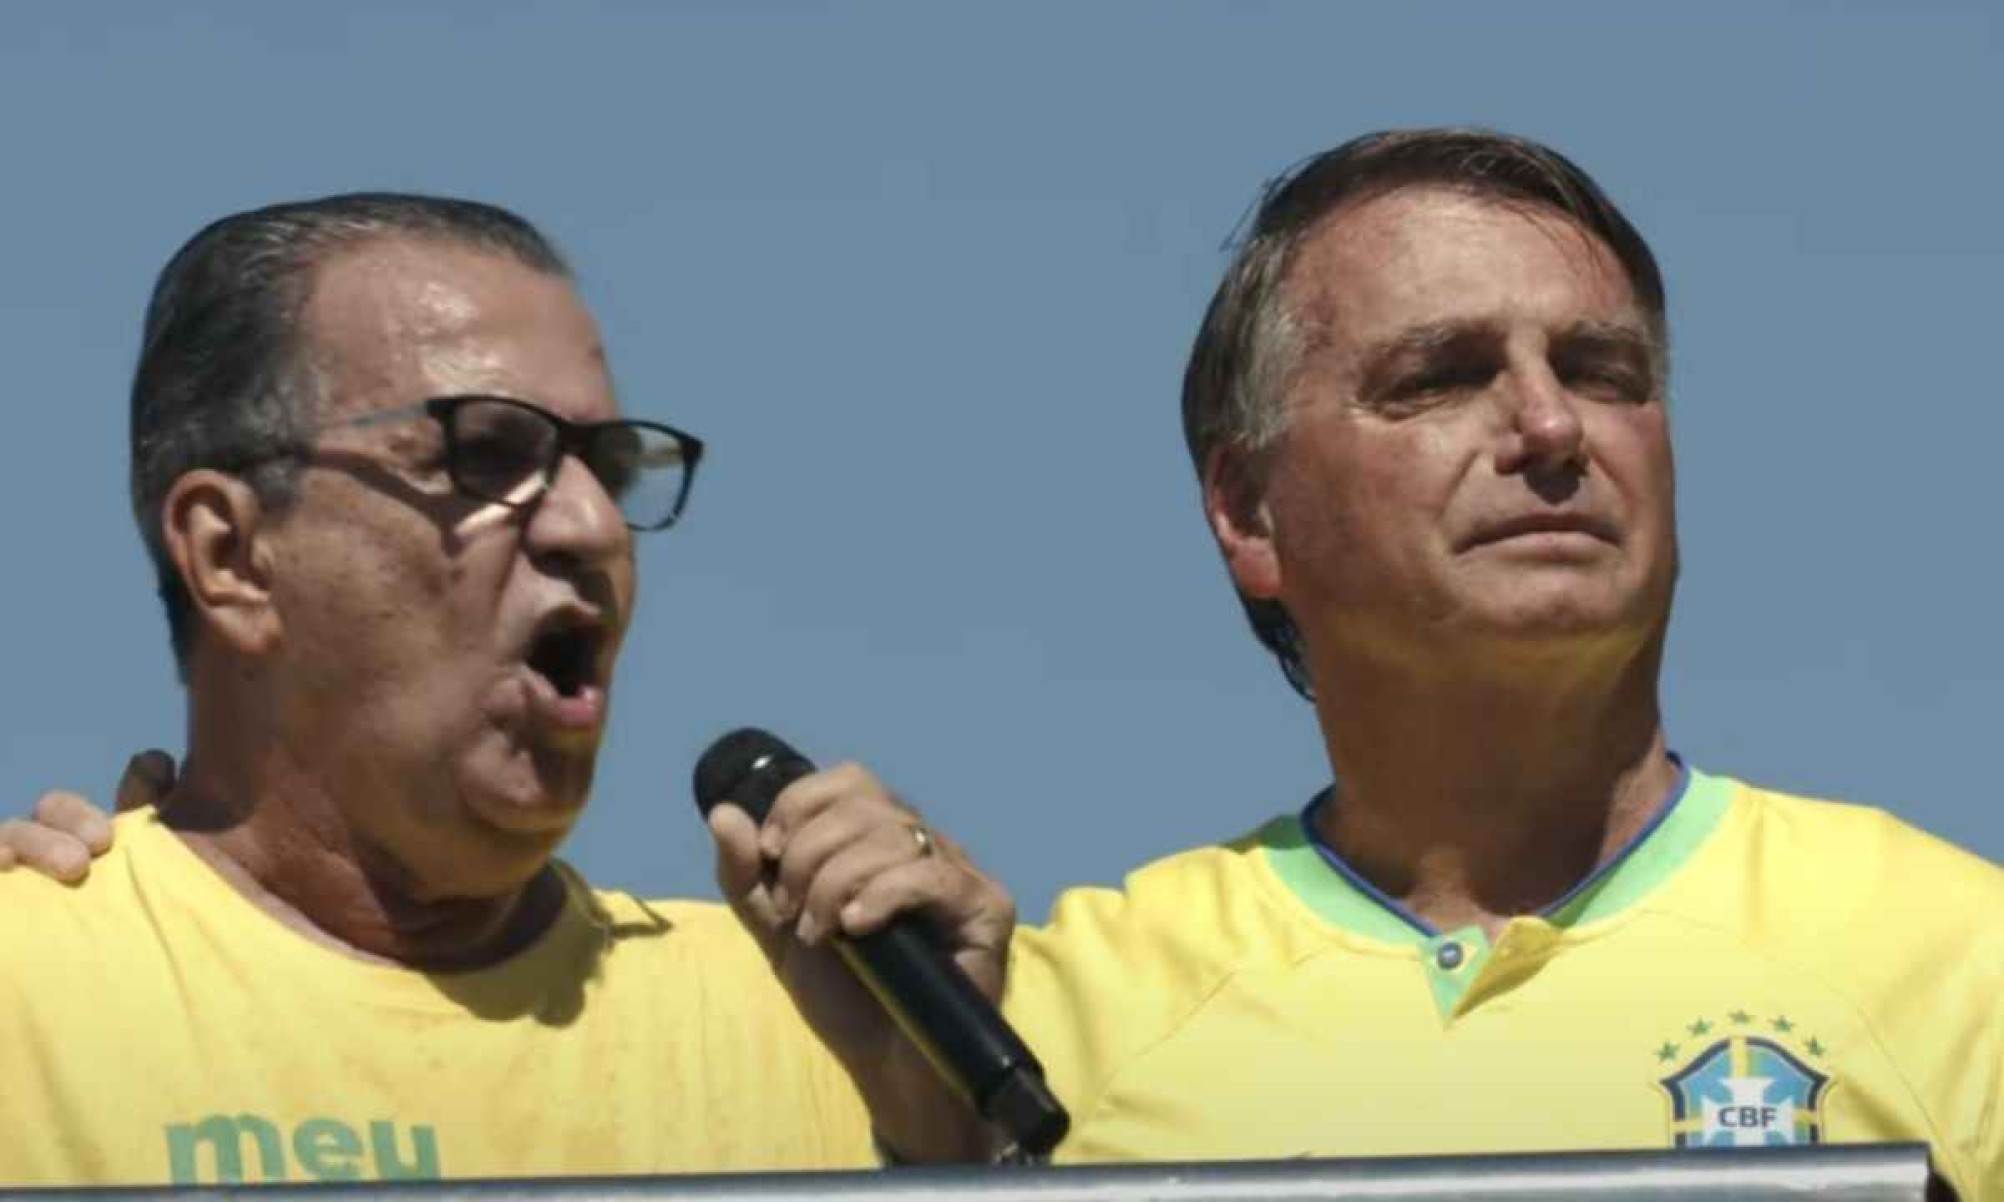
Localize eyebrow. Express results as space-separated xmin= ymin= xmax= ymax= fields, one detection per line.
xmin=1361 ymin=320 xmax=1485 ymax=366
xmin=1355 ymin=317 xmax=1657 ymax=398
xmin=1355 ymin=320 xmax=1499 ymax=400
xmin=1552 ymin=319 xmax=1656 ymax=358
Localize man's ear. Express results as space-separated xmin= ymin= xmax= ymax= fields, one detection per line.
xmin=1202 ymin=445 xmax=1282 ymax=600
xmin=160 ymin=470 xmax=282 ymax=658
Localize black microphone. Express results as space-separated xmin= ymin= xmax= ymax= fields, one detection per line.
xmin=693 ymin=727 xmax=1069 ymax=1158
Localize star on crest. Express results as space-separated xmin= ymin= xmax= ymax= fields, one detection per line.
xmin=1656 ymin=1041 xmax=1680 ymax=1063
xmin=1728 ymin=1009 xmax=1753 ymax=1025
xmin=1805 ymin=1037 xmax=1826 ymax=1057
xmin=1687 ymin=1019 xmax=1713 ymax=1036
xmin=1771 ymin=1015 xmax=1795 ymax=1034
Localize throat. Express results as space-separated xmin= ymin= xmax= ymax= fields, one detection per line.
xmin=1314 ymin=747 xmax=1680 ymax=933
xmin=169 ymin=811 xmax=568 ymax=971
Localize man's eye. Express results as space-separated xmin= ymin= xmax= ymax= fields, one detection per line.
xmin=458 ymin=436 xmax=513 ymax=464
xmin=1565 ymin=366 xmax=1650 ymax=403
xmin=1388 ymin=364 xmax=1491 ymax=404
xmin=453 ymin=436 xmax=538 ymax=490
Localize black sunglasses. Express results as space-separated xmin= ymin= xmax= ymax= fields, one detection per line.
xmin=335 ymin=395 xmax=706 ymax=532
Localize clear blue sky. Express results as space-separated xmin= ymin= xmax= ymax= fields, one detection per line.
xmin=4 ymin=1 xmax=1998 ymax=917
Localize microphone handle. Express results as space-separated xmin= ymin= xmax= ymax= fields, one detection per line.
xmin=725 ymin=747 xmax=1067 ymax=1154
xmin=840 ymin=921 xmax=1067 ymax=1154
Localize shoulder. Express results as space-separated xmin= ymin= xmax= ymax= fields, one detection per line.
xmin=563 ymin=881 xmax=796 ymax=1003
xmin=1005 ymin=820 xmax=1334 ymax=1121
xmin=576 ymin=879 xmax=737 ymax=937
xmin=1707 ymin=778 xmax=2003 ymax=1192
xmin=562 ymin=874 xmax=765 ymax=965
xmin=1701 ymin=776 xmax=2003 ymax=1016
xmin=0 ymin=812 xmax=171 ymax=1013
xmin=1016 ymin=818 xmax=1324 ymax=992
xmin=1728 ymin=779 xmax=2002 ymax=927
xmin=0 ymin=865 xmax=92 ymax=957
xmin=0 ymin=810 xmax=156 ymax=935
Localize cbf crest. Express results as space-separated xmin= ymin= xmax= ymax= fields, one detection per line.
xmin=1655 ymin=1012 xmax=1832 ymax=1148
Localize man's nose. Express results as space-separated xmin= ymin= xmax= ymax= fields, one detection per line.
xmin=524 ymin=454 xmax=631 ymax=568
xmin=1495 ymin=360 xmax=1587 ymax=478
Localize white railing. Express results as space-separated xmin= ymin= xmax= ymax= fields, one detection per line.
xmin=0 ymin=1143 xmax=1947 ymax=1201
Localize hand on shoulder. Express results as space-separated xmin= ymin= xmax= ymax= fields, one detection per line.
xmin=0 ymin=751 xmax=174 ymax=883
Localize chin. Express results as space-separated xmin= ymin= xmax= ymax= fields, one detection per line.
xmin=1449 ymin=600 xmax=1639 ymax=656
xmin=459 ymin=733 xmax=597 ymax=817
xmin=463 ymin=779 xmax=589 ymax=836
xmin=389 ymin=812 xmax=569 ymax=904
xmin=1461 ymin=563 xmax=1647 ymax=625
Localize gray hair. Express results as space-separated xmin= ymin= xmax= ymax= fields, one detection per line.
xmin=130 ymin=193 xmax=571 ymax=675
xmin=1181 ymin=128 xmax=1669 ymax=700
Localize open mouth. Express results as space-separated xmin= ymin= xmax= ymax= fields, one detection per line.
xmin=526 ymin=617 xmax=606 ymax=700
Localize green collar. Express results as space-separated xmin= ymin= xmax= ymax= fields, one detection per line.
xmin=1261 ymin=766 xmax=1733 ymax=1017
xmin=1262 ymin=765 xmax=1735 ymax=944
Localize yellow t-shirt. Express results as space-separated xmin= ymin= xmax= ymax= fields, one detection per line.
xmin=0 ymin=811 xmax=873 ymax=1185
xmin=1005 ymin=768 xmax=2003 ymax=1200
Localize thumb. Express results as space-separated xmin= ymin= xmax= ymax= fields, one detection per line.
xmin=115 ymin=750 xmax=177 ymax=814
xmin=709 ymin=804 xmax=786 ymax=949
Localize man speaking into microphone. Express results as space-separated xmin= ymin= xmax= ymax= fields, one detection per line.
xmin=0 ymin=193 xmax=1018 ymax=1184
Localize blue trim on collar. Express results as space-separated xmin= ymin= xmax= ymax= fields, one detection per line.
xmin=1298 ymin=787 xmax=1437 ymax=938
xmin=1539 ymin=755 xmax=1690 ymax=919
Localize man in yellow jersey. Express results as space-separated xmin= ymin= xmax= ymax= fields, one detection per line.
xmin=0 ymin=194 xmax=1013 ymax=1185
xmin=11 ymin=133 xmax=2002 ymax=1197
xmin=995 ymin=128 xmax=2001 ymax=1197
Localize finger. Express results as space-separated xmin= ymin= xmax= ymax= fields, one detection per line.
xmin=708 ymin=805 xmax=784 ymax=936
xmin=770 ymin=789 xmax=914 ymax=924
xmin=839 ymin=855 xmax=1013 ymax=954
xmin=841 ymin=857 xmax=1015 ymax=1002
xmin=0 ymin=819 xmax=92 ymax=884
xmin=117 ymin=750 xmax=177 ymax=813
xmin=0 ymin=843 xmax=16 ymax=871
xmin=757 ymin=762 xmax=881 ymax=860
xmin=31 ymin=791 xmax=114 ymax=854
xmin=794 ymin=822 xmax=935 ymax=946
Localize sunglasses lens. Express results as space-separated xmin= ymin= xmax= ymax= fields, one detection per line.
xmin=451 ymin=400 xmax=558 ymax=502
xmin=591 ymin=424 xmax=692 ymax=529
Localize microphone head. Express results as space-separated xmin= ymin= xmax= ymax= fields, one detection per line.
xmin=693 ymin=727 xmax=811 ymax=821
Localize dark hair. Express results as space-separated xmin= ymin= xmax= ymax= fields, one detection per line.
xmin=1181 ymin=128 xmax=1669 ymax=699
xmin=131 ymin=193 xmax=571 ymax=675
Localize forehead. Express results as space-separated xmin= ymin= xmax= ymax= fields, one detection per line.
xmin=1284 ymin=187 xmax=1644 ymax=357
xmin=299 ymin=237 xmax=615 ymax=422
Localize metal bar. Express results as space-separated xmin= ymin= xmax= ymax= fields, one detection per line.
xmin=0 ymin=1143 xmax=1940 ymax=1201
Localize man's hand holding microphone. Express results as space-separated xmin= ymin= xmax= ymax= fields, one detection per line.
xmin=698 ymin=729 xmax=1065 ymax=1164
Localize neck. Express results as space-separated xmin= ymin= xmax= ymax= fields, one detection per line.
xmin=1309 ymin=631 xmax=1679 ymax=939
xmin=165 ymin=667 xmax=563 ymax=971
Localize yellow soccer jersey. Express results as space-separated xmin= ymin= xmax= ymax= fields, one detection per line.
xmin=0 ymin=811 xmax=873 ymax=1185
xmin=1006 ymin=767 xmax=2002 ymax=1199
